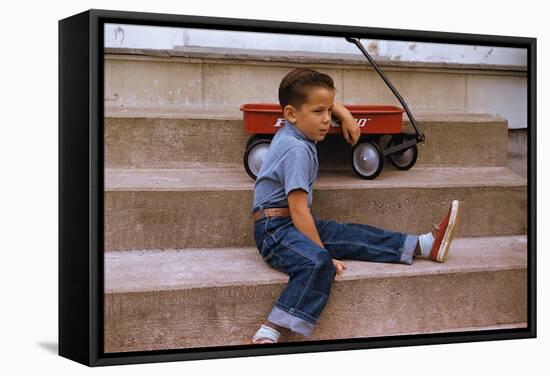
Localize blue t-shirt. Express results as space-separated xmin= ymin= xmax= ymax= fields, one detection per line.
xmin=252 ymin=121 xmax=319 ymax=214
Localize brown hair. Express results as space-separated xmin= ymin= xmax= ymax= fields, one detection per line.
xmin=278 ymin=68 xmax=335 ymax=110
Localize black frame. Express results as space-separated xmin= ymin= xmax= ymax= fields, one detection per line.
xmin=59 ymin=8 xmax=537 ymax=367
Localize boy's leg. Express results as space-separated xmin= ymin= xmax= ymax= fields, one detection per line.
xmin=311 ymin=199 xmax=462 ymax=264
xmin=312 ymin=214 xmax=418 ymax=265
xmin=256 ymin=219 xmax=337 ymax=338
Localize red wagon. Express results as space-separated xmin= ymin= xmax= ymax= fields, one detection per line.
xmin=240 ymin=37 xmax=426 ymax=180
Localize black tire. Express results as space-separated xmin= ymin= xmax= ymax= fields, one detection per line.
xmin=245 ymin=134 xmax=260 ymax=149
xmin=351 ymin=139 xmax=384 ymax=180
xmin=387 ymin=135 xmax=418 ymax=170
xmin=243 ymin=137 xmax=272 ymax=180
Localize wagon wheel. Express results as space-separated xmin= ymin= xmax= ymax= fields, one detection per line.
xmin=244 ymin=137 xmax=272 ymax=180
xmin=387 ymin=135 xmax=418 ymax=170
xmin=351 ymin=139 xmax=384 ymax=180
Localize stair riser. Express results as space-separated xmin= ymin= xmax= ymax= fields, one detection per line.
xmin=104 ymin=268 xmax=526 ymax=352
xmin=104 ymin=117 xmax=508 ymax=168
xmin=104 ymin=186 xmax=526 ymax=251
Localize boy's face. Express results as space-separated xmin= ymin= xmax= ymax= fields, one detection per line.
xmin=284 ymin=86 xmax=335 ymax=142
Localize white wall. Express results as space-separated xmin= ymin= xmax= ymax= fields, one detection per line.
xmin=105 ymin=23 xmax=527 ymax=66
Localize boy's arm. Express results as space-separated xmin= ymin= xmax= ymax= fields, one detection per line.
xmin=287 ymin=189 xmax=324 ymax=249
xmin=332 ymin=100 xmax=360 ymax=146
xmin=288 ymin=189 xmax=346 ymax=278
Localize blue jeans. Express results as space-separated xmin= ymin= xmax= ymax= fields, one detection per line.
xmin=253 ymin=209 xmax=418 ymax=337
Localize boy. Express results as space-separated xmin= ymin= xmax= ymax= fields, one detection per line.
xmin=250 ymin=68 xmax=462 ymax=344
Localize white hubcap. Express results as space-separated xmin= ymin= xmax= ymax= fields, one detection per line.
xmin=353 ymin=142 xmax=380 ymax=176
xmin=248 ymin=143 xmax=270 ymax=176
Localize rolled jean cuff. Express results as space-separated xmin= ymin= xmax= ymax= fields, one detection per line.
xmin=267 ymin=305 xmax=316 ymax=337
xmin=399 ymin=234 xmax=418 ymax=265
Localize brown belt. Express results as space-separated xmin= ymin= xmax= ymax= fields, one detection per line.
xmin=252 ymin=207 xmax=292 ymax=221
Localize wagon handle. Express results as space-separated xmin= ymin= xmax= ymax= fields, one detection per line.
xmin=345 ymin=37 xmax=425 ymax=144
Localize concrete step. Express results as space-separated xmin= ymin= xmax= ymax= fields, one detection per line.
xmin=104 ymin=112 xmax=508 ymax=169
xmin=103 ymin=235 xmax=527 ymax=352
xmin=104 ymin=166 xmax=526 ymax=251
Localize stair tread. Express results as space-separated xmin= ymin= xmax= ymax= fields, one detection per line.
xmin=104 ymin=165 xmax=526 ymax=191
xmin=105 ymin=235 xmax=527 ymax=293
xmin=105 ymin=107 xmax=508 ymax=123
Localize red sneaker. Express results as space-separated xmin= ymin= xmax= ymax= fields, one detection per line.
xmin=429 ymin=200 xmax=463 ymax=263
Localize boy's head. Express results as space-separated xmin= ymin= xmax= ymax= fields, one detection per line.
xmin=278 ymin=68 xmax=336 ymax=142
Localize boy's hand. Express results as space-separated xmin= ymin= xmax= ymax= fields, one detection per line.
xmin=332 ymin=101 xmax=360 ymax=146
xmin=332 ymin=259 xmax=347 ymax=280
xmin=341 ymin=116 xmax=360 ymax=147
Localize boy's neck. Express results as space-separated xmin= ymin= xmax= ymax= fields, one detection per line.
xmin=286 ymin=121 xmax=317 ymax=144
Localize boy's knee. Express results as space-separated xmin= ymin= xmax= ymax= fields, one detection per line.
xmin=298 ymin=249 xmax=333 ymax=270
xmin=315 ymin=251 xmax=336 ymax=273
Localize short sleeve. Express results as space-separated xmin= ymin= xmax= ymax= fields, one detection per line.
xmin=274 ymin=146 xmax=313 ymax=197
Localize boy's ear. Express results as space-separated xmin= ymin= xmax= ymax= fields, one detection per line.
xmin=283 ymin=105 xmax=298 ymax=124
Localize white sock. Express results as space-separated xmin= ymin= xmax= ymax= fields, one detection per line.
xmin=252 ymin=324 xmax=280 ymax=343
xmin=418 ymin=232 xmax=435 ymax=257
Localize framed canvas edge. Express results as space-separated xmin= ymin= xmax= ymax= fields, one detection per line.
xmin=59 ymin=9 xmax=93 ymax=367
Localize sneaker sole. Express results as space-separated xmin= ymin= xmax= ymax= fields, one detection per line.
xmin=251 ymin=338 xmax=277 ymax=344
xmin=435 ymin=200 xmax=462 ymax=263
